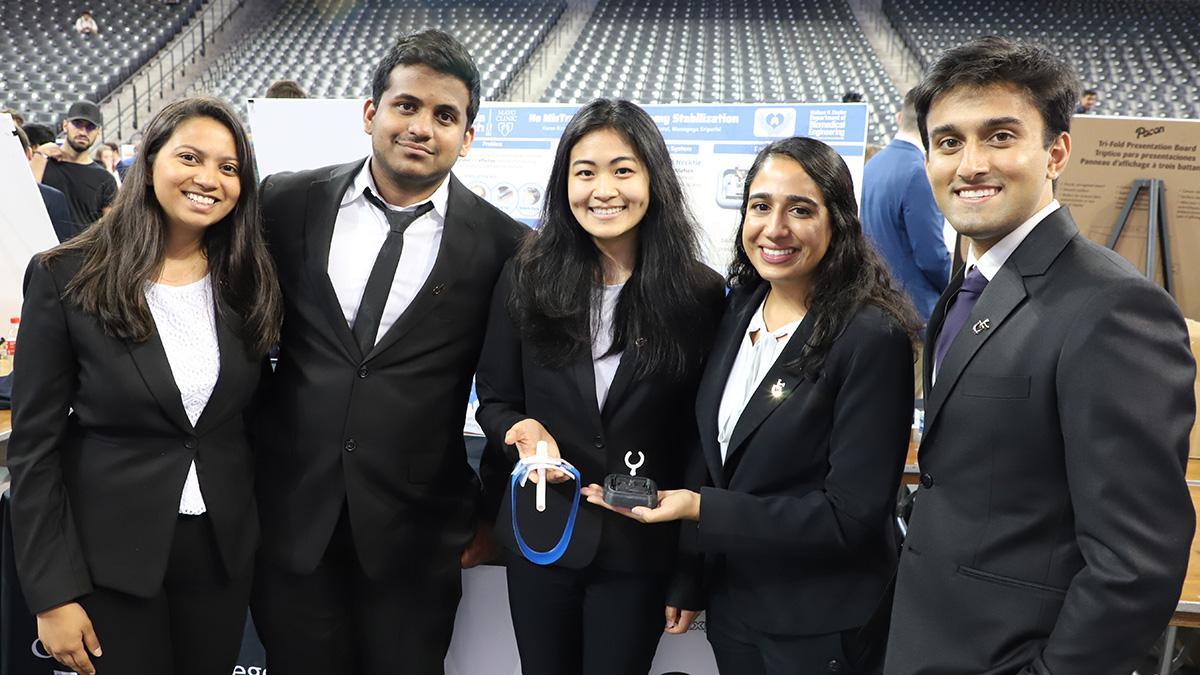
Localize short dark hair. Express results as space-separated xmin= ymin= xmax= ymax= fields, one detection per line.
xmin=265 ymin=79 xmax=307 ymax=99
xmin=1081 ymin=88 xmax=1098 ymax=97
xmin=913 ymin=36 xmax=1081 ymax=150
xmin=23 ymin=123 xmax=56 ymax=147
xmin=370 ymin=29 xmax=481 ymax=126
xmin=729 ymin=137 xmax=918 ymax=375
xmin=14 ymin=124 xmax=30 ymax=152
xmin=842 ymin=90 xmax=863 ymax=103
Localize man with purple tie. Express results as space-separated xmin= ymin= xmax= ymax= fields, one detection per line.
xmin=885 ymin=37 xmax=1196 ymax=675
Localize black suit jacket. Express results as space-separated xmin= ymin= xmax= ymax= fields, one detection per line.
xmin=254 ymin=160 xmax=526 ymax=581
xmin=690 ymin=282 xmax=913 ymax=635
xmin=8 ymin=252 xmax=262 ymax=614
xmin=885 ymin=207 xmax=1196 ymax=675
xmin=475 ymin=260 xmax=724 ymax=592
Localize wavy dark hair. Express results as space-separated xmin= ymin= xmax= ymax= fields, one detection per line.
xmin=729 ymin=137 xmax=919 ymax=376
xmin=41 ymin=96 xmax=282 ymax=355
xmin=510 ymin=98 xmax=714 ymax=379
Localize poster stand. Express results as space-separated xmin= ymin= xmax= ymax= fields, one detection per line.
xmin=1106 ymin=178 xmax=1174 ymax=296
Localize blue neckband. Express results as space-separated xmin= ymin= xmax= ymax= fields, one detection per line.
xmin=509 ymin=456 xmax=582 ymax=566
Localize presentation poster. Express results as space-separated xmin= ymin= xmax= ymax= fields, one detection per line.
xmin=1058 ymin=115 xmax=1200 ymax=318
xmin=249 ymin=99 xmax=868 ymax=270
xmin=0 ymin=113 xmax=59 ymax=322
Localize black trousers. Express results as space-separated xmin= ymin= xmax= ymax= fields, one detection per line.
xmin=504 ymin=551 xmax=668 ymax=675
xmin=251 ymin=505 xmax=462 ymax=675
xmin=75 ymin=514 xmax=252 ymax=675
xmin=705 ymin=590 xmax=873 ymax=675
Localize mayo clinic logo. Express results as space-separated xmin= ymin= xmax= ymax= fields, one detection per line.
xmin=753 ymin=107 xmax=797 ymax=137
xmin=494 ymin=108 xmax=519 ymax=137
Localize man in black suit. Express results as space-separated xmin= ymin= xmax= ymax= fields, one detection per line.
xmin=886 ymin=37 xmax=1196 ymax=675
xmin=250 ymin=30 xmax=525 ymax=674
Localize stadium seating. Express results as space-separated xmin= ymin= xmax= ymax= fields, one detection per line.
xmin=0 ymin=0 xmax=204 ymax=126
xmin=544 ymin=0 xmax=902 ymax=145
xmin=193 ymin=0 xmax=564 ymax=119
xmin=884 ymin=0 xmax=1200 ymax=119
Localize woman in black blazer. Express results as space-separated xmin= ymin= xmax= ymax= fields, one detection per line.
xmin=475 ymin=99 xmax=724 ymax=675
xmin=587 ymin=137 xmax=919 ymax=675
xmin=8 ymin=97 xmax=281 ymax=675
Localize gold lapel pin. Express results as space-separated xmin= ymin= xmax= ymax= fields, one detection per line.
xmin=769 ymin=379 xmax=785 ymax=398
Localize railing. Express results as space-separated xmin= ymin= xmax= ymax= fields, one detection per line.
xmin=103 ymin=0 xmax=243 ymax=141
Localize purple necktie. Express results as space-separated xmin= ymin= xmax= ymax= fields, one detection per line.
xmin=933 ymin=266 xmax=988 ymax=377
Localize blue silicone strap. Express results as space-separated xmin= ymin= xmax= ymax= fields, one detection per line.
xmin=509 ymin=457 xmax=582 ymax=566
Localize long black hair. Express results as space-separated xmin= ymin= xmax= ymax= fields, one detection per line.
xmin=42 ymin=96 xmax=282 ymax=355
xmin=729 ymin=137 xmax=919 ymax=376
xmin=509 ymin=98 xmax=713 ymax=379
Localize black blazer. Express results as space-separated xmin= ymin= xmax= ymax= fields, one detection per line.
xmin=254 ymin=160 xmax=526 ymax=581
xmin=8 ymin=251 xmax=262 ymax=614
xmin=690 ymin=281 xmax=913 ymax=635
xmin=475 ymin=260 xmax=724 ymax=589
xmin=886 ymin=207 xmax=1196 ymax=675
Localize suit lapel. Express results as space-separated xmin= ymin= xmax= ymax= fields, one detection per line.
xmin=695 ymin=283 xmax=766 ymax=488
xmin=367 ymin=175 xmax=478 ymax=359
xmin=600 ymin=345 xmax=637 ymax=422
xmin=722 ymin=314 xmax=814 ymax=476
xmin=304 ymin=161 xmax=363 ymax=361
xmin=571 ymin=355 xmax=605 ymax=432
xmin=192 ymin=294 xmax=245 ymax=434
xmin=923 ymin=206 xmax=1078 ymax=443
xmin=127 ymin=332 xmax=194 ymax=434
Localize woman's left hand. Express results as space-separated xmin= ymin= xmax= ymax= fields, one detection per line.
xmin=581 ymin=484 xmax=701 ymax=522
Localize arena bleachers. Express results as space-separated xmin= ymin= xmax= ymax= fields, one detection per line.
xmin=884 ymin=0 xmax=1200 ymax=119
xmin=193 ymin=0 xmax=564 ymax=119
xmin=0 ymin=0 xmax=204 ymax=126
xmin=544 ymin=0 xmax=902 ymax=145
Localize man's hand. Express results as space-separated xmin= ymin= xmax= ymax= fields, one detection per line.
xmin=35 ymin=142 xmax=64 ymax=162
xmin=36 ymin=602 xmax=102 ymax=675
xmin=461 ymin=521 xmax=499 ymax=568
xmin=665 ymin=606 xmax=699 ymax=634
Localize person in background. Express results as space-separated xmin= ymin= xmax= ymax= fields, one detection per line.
xmin=588 ymin=136 xmax=918 ymax=675
xmin=475 ymin=98 xmax=725 ymax=675
xmin=98 ymin=141 xmax=122 ymax=187
xmin=1076 ymin=88 xmax=1099 ymax=113
xmin=22 ymin=123 xmax=57 ymax=149
xmin=861 ymin=87 xmax=950 ymax=326
xmin=2 ymin=107 xmax=26 ymax=126
xmin=264 ymin=79 xmax=308 ymax=98
xmin=8 ymin=96 xmax=281 ymax=675
xmin=74 ymin=11 xmax=99 ymax=35
xmin=30 ymin=101 xmax=118 ymax=228
xmin=14 ymin=124 xmax=79 ymax=242
xmin=116 ymin=132 xmax=143 ymax=181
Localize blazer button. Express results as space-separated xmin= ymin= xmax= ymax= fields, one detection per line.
xmin=827 ymin=659 xmax=843 ymax=672
xmin=357 ymin=366 xmax=369 ymax=378
xmin=344 ymin=438 xmax=357 ymax=452
xmin=184 ymin=438 xmax=197 ymax=450
xmin=592 ymin=434 xmax=604 ymax=449
xmin=920 ymin=472 xmax=934 ymax=489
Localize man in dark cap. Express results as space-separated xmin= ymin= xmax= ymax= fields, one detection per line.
xmin=30 ymin=100 xmax=118 ymax=227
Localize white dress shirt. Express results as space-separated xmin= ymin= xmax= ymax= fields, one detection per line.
xmin=716 ymin=296 xmax=804 ymax=463
xmin=327 ymin=159 xmax=451 ymax=346
xmin=145 ymin=275 xmax=217 ymax=515
xmin=591 ymin=283 xmax=625 ymax=409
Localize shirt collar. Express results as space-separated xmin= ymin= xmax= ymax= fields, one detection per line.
xmin=893 ymin=135 xmax=925 ymax=154
xmin=747 ymin=293 xmax=804 ymax=339
xmin=966 ymin=199 xmax=1060 ymax=281
xmin=341 ymin=157 xmax=451 ymax=221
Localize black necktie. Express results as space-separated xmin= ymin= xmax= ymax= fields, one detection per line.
xmin=933 ymin=265 xmax=988 ymax=377
xmin=352 ymin=189 xmax=434 ymax=356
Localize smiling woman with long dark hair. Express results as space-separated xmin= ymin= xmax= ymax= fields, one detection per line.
xmin=8 ymin=96 xmax=280 ymax=675
xmin=476 ymin=98 xmax=725 ymax=675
